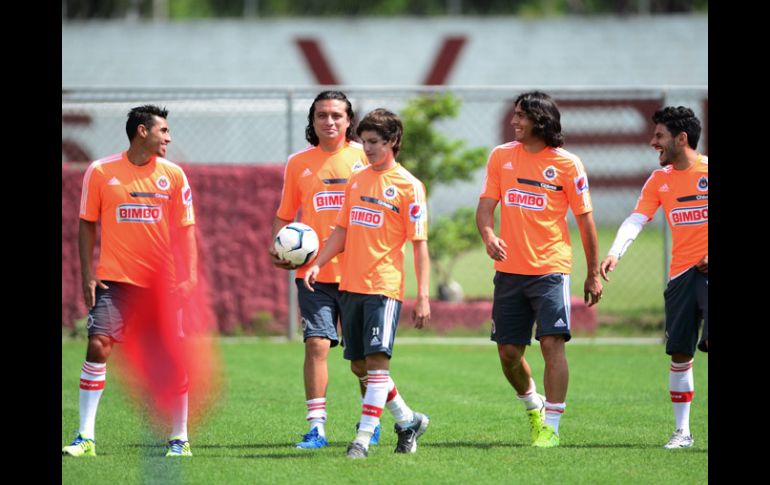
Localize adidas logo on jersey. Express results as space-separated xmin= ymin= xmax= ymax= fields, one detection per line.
xmin=301 ymin=168 xmax=312 ymax=177
xmin=370 ymin=336 xmax=381 ymax=346
xmin=659 ymin=184 xmax=669 ymax=192
xmin=108 ymin=177 xmax=121 ymax=186
xmin=351 ymin=181 xmax=358 ymax=189
xmin=503 ymin=162 xmax=513 ymax=170
xmin=554 ymin=318 xmax=567 ymax=328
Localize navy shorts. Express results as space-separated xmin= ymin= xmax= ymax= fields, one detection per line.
xmin=87 ymin=281 xmax=183 ymax=342
xmin=339 ymin=292 xmax=402 ymax=361
xmin=664 ymin=267 xmax=708 ymax=355
xmin=491 ymin=272 xmax=572 ymax=345
xmin=296 ymin=279 xmax=341 ymax=347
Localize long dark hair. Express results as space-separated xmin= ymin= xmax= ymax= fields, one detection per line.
xmin=305 ymin=91 xmax=355 ymax=146
xmin=514 ymin=91 xmax=564 ymax=148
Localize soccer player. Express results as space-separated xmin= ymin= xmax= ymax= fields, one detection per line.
xmin=476 ymin=91 xmax=602 ymax=449
xmin=600 ymin=106 xmax=707 ymax=449
xmin=63 ymin=105 xmax=198 ymax=457
xmin=303 ymin=108 xmax=431 ymax=459
xmin=269 ymin=91 xmax=378 ymax=449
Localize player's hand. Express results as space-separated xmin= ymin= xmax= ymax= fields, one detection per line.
xmin=83 ymin=278 xmax=109 ymax=309
xmin=412 ymin=296 xmax=431 ymax=329
xmin=269 ymin=245 xmax=298 ymax=270
xmin=695 ymin=255 xmax=708 ymax=274
xmin=303 ymin=265 xmax=320 ymax=292
xmin=584 ymin=275 xmax=603 ymax=307
xmin=175 ymin=278 xmax=197 ymax=301
xmin=600 ymin=255 xmax=619 ymax=282
xmin=484 ymin=235 xmax=508 ymax=261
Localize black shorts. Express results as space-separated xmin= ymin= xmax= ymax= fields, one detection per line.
xmin=491 ymin=272 xmax=572 ymax=345
xmin=664 ymin=267 xmax=708 ymax=355
xmin=296 ymin=279 xmax=341 ymax=347
xmin=339 ymin=292 xmax=402 ymax=361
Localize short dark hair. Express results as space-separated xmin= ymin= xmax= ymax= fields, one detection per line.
xmin=305 ymin=91 xmax=355 ymax=146
xmin=356 ymin=108 xmax=404 ymax=157
xmin=652 ymin=106 xmax=701 ymax=149
xmin=126 ymin=105 xmax=168 ymax=141
xmin=514 ymin=91 xmax=564 ymax=148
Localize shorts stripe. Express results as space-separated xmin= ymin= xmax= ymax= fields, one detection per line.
xmin=382 ymin=297 xmax=397 ymax=349
xmin=562 ymin=274 xmax=571 ymax=330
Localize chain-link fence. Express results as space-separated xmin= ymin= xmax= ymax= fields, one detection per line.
xmin=62 ymin=85 xmax=707 ymax=328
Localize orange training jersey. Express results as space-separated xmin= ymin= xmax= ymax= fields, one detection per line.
xmin=633 ymin=155 xmax=708 ymax=279
xmin=335 ymin=163 xmax=428 ymax=301
xmin=479 ymin=142 xmax=593 ymax=275
xmin=79 ymin=152 xmax=195 ymax=288
xmin=276 ymin=142 xmax=367 ymax=281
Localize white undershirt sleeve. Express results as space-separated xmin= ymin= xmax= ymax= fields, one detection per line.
xmin=608 ymin=212 xmax=649 ymax=259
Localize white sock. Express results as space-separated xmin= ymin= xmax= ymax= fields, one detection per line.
xmin=544 ymin=401 xmax=566 ymax=435
xmin=669 ymin=360 xmax=694 ymax=435
xmin=78 ymin=361 xmax=106 ymax=440
xmin=385 ymin=377 xmax=414 ymax=428
xmin=357 ymin=370 xmax=389 ymax=448
xmin=516 ymin=378 xmax=544 ymax=411
xmin=306 ymin=397 xmax=327 ymax=437
xmin=170 ymin=390 xmax=189 ymax=442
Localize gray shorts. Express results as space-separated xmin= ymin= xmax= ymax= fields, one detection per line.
xmin=491 ymin=272 xmax=572 ymax=345
xmin=339 ymin=292 xmax=402 ymax=361
xmin=664 ymin=267 xmax=708 ymax=355
xmin=296 ymin=279 xmax=341 ymax=346
xmin=87 ymin=281 xmax=183 ymax=342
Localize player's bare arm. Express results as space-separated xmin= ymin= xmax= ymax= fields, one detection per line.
xmin=78 ymin=219 xmax=108 ymax=309
xmin=575 ymin=212 xmax=603 ymax=306
xmin=695 ymin=254 xmax=707 ymax=273
xmin=600 ymin=255 xmax=619 ymax=282
xmin=270 ymin=216 xmax=299 ymax=270
xmin=412 ymin=239 xmax=431 ymax=329
xmin=476 ymin=197 xmax=507 ymax=261
xmin=303 ymin=225 xmax=347 ymax=291
xmin=174 ymin=224 xmax=199 ymax=300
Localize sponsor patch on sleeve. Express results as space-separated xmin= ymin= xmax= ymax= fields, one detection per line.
xmin=409 ymin=203 xmax=426 ymax=222
xmin=182 ymin=186 xmax=193 ymax=206
xmin=574 ymin=175 xmax=589 ymax=194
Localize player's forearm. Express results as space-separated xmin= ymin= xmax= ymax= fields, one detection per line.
xmin=272 ymin=216 xmax=294 ymax=238
xmin=182 ymin=224 xmax=198 ymax=285
xmin=413 ymin=240 xmax=431 ymax=299
xmin=314 ymin=226 xmax=346 ymax=268
xmin=476 ymin=198 xmax=498 ymax=243
xmin=607 ymin=212 xmax=648 ymax=258
xmin=78 ymin=219 xmax=97 ymax=281
xmin=576 ymin=212 xmax=600 ymax=277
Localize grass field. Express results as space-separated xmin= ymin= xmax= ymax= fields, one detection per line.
xmin=62 ymin=338 xmax=707 ymax=484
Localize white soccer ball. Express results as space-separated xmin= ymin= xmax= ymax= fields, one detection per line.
xmin=274 ymin=222 xmax=319 ymax=266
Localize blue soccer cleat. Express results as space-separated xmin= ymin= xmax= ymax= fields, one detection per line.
xmin=355 ymin=422 xmax=381 ymax=445
xmin=296 ymin=427 xmax=329 ymax=449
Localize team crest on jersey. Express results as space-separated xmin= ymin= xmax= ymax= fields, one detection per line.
xmin=697 ymin=176 xmax=708 ymax=191
xmin=574 ymin=175 xmax=589 ymax=194
xmin=383 ymin=185 xmax=397 ymax=200
xmin=504 ymin=188 xmax=546 ymax=210
xmin=155 ymin=176 xmax=170 ymax=191
xmin=350 ymin=206 xmax=383 ymax=228
xmin=182 ymin=186 xmax=193 ymax=206
xmin=409 ymin=203 xmax=425 ymax=222
xmin=314 ymin=191 xmax=345 ymax=211
xmin=543 ymin=166 xmax=557 ymax=180
xmin=351 ymin=160 xmax=365 ymax=172
xmin=669 ymin=205 xmax=708 ymax=226
xmin=117 ymin=204 xmax=162 ymax=223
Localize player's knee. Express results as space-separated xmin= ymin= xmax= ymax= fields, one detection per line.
xmin=497 ymin=345 xmax=523 ymax=365
xmin=350 ymin=360 xmax=367 ymax=378
xmin=86 ymin=335 xmax=112 ymax=362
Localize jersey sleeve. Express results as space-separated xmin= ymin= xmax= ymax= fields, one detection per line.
xmin=631 ymin=172 xmax=662 ymax=221
xmin=404 ymin=180 xmax=428 ymax=241
xmin=275 ymin=158 xmax=301 ymax=221
xmin=563 ymin=155 xmax=593 ymax=216
xmin=79 ymin=162 xmax=102 ymax=222
xmin=479 ymin=149 xmax=501 ymax=200
xmin=175 ymin=167 xmax=195 ymax=227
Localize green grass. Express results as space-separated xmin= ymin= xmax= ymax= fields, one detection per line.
xmin=404 ymin=225 xmax=667 ymax=325
xmin=63 ymin=339 xmax=707 ymax=484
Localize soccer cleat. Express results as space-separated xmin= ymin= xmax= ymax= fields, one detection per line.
xmin=62 ymin=434 xmax=96 ymax=457
xmin=296 ymin=427 xmax=329 ymax=449
xmin=664 ymin=429 xmax=694 ymax=449
xmin=526 ymin=395 xmax=546 ymax=444
xmin=355 ymin=422 xmax=381 ymax=445
xmin=346 ymin=441 xmax=368 ymax=459
xmin=533 ymin=424 xmax=560 ymax=448
xmin=394 ymin=412 xmax=430 ymax=453
xmin=165 ymin=439 xmax=192 ymax=456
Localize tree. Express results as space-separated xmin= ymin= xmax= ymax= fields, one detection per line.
xmin=398 ymin=92 xmax=488 ymax=301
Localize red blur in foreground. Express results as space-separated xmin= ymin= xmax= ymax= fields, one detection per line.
xmin=115 ymin=230 xmax=221 ymax=431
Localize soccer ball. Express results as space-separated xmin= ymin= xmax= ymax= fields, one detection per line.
xmin=274 ymin=222 xmax=319 ymax=266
